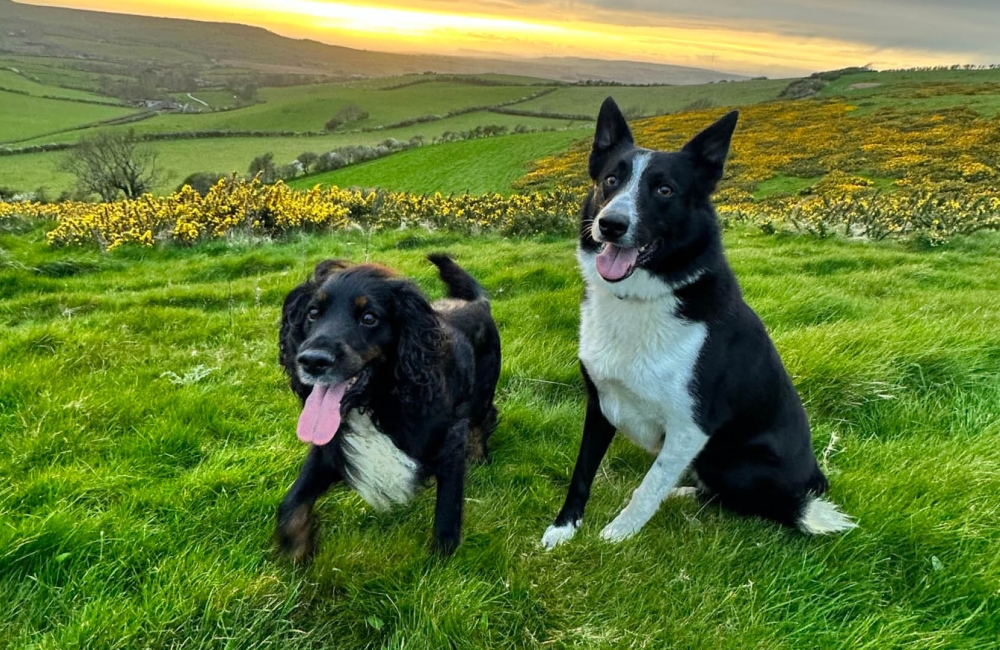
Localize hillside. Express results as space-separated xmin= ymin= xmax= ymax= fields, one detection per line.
xmin=0 ymin=0 xmax=745 ymax=85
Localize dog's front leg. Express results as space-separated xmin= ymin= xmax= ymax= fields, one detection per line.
xmin=432 ymin=419 xmax=469 ymax=556
xmin=276 ymin=444 xmax=342 ymax=562
xmin=600 ymin=424 xmax=708 ymax=543
xmin=541 ymin=369 xmax=616 ymax=549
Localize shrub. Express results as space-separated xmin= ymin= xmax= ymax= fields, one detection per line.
xmin=296 ymin=151 xmax=319 ymax=170
xmin=324 ymin=104 xmax=370 ymax=131
xmin=178 ymin=172 xmax=226 ymax=196
xmin=248 ymin=153 xmax=278 ymax=184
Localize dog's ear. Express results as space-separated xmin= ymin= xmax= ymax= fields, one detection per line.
xmin=313 ymin=259 xmax=351 ymax=283
xmin=681 ymin=110 xmax=739 ymax=192
xmin=589 ymin=97 xmax=634 ymax=181
xmin=390 ymin=280 xmax=445 ymax=408
xmin=279 ymin=278 xmax=317 ymax=402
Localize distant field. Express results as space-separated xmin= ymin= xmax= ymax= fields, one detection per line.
xmin=290 ymin=130 xmax=587 ymax=195
xmin=0 ymin=113 xmax=590 ymax=195
xmin=819 ymin=68 xmax=1000 ymax=116
xmin=169 ymin=90 xmax=239 ymax=111
xmin=26 ymin=81 xmax=550 ymax=143
xmin=0 ymin=55 xmax=121 ymax=93
xmin=0 ymin=69 xmax=119 ymax=104
xmin=0 ymin=90 xmax=138 ymax=143
xmin=512 ymin=79 xmax=790 ymax=116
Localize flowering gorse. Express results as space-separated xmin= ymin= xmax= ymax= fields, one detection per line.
xmin=518 ymin=99 xmax=1000 ymax=243
xmin=1 ymin=176 xmax=580 ymax=250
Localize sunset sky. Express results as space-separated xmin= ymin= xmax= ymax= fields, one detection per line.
xmin=24 ymin=0 xmax=1000 ymax=77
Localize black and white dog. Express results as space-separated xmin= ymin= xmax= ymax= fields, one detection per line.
xmin=276 ymin=254 xmax=501 ymax=560
xmin=542 ymin=98 xmax=854 ymax=548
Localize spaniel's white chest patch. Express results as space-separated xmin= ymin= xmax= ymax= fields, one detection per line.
xmin=340 ymin=410 xmax=419 ymax=511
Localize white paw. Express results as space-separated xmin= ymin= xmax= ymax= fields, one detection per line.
xmin=599 ymin=515 xmax=642 ymax=543
xmin=667 ymin=486 xmax=698 ymax=499
xmin=541 ymin=521 xmax=579 ymax=550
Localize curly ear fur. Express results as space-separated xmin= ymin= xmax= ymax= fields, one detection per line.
xmin=278 ymin=259 xmax=352 ymax=402
xmin=390 ymin=280 xmax=447 ymax=411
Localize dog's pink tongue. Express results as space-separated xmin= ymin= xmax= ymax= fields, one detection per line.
xmin=596 ymin=244 xmax=639 ymax=281
xmin=297 ymin=383 xmax=348 ymax=446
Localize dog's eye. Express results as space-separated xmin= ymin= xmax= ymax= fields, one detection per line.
xmin=360 ymin=311 xmax=379 ymax=327
xmin=307 ymin=307 xmax=320 ymax=321
xmin=604 ymin=175 xmax=619 ymax=188
xmin=656 ymin=185 xmax=674 ymax=197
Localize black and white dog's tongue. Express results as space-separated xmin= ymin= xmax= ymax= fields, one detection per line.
xmin=596 ymin=244 xmax=639 ymax=281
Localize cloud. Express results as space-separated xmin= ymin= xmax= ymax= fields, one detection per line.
xmin=377 ymin=0 xmax=1000 ymax=57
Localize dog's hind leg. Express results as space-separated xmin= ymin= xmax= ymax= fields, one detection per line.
xmin=432 ymin=419 xmax=469 ymax=556
xmin=276 ymin=444 xmax=342 ymax=563
xmin=599 ymin=424 xmax=708 ymax=543
xmin=466 ymin=403 xmax=497 ymax=465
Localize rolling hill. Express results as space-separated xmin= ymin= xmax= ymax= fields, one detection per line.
xmin=0 ymin=0 xmax=746 ymax=85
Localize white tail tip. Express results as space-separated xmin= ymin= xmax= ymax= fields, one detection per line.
xmin=797 ymin=497 xmax=857 ymax=534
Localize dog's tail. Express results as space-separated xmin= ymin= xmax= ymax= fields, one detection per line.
xmin=428 ymin=253 xmax=486 ymax=302
xmin=796 ymin=496 xmax=856 ymax=535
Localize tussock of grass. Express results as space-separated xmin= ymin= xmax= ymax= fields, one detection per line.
xmin=2 ymin=225 xmax=999 ymax=648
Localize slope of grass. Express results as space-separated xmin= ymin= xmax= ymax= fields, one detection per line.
xmin=290 ymin=130 xmax=587 ymax=194
xmin=819 ymin=69 xmax=1000 ymax=116
xmin=512 ymin=79 xmax=789 ymax=117
xmin=0 ymin=113 xmax=588 ymax=196
xmin=25 ymin=81 xmax=549 ymax=143
xmin=0 ymin=90 xmax=138 ymax=144
xmin=0 ymin=55 xmax=124 ymax=94
xmin=0 ymin=69 xmax=119 ymax=104
xmin=1 ymin=222 xmax=998 ymax=648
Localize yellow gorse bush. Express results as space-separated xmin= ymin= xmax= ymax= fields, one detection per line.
xmin=5 ymin=98 xmax=1000 ymax=248
xmin=519 ymin=99 xmax=1000 ymax=243
xmin=2 ymin=176 xmax=580 ymax=250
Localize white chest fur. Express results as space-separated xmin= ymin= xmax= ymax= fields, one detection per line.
xmin=578 ymin=249 xmax=707 ymax=453
xmin=340 ymin=410 xmax=419 ymax=511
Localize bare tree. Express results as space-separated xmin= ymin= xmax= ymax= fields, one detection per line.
xmin=58 ymin=130 xmax=162 ymax=201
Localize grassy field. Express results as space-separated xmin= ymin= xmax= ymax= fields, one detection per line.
xmin=2 ymin=220 xmax=999 ymax=649
xmin=817 ymin=68 xmax=1000 ymax=116
xmin=20 ymin=81 xmax=553 ymax=143
xmin=0 ymin=69 xmax=120 ymax=104
xmin=289 ymin=130 xmax=586 ymax=195
xmin=0 ymin=90 xmax=139 ymax=144
xmin=511 ymin=79 xmax=789 ymax=116
xmin=0 ymin=113 xmax=590 ymax=196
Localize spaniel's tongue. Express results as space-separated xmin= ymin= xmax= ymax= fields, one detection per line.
xmin=297 ymin=383 xmax=348 ymax=446
xmin=596 ymin=243 xmax=639 ymax=281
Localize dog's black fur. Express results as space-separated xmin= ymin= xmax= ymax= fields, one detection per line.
xmin=546 ymin=98 xmax=851 ymax=540
xmin=276 ymin=254 xmax=500 ymax=560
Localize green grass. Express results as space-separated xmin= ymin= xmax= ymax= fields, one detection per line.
xmin=31 ymin=81 xmax=550 ymax=142
xmin=820 ymin=69 xmax=1000 ymax=116
xmin=0 ymin=90 xmax=139 ymax=144
xmin=0 ymin=114 xmax=588 ymax=196
xmin=0 ymin=69 xmax=119 ymax=104
xmin=289 ymin=130 xmax=587 ymax=194
xmin=754 ymin=175 xmax=823 ymax=199
xmin=2 ymin=221 xmax=999 ymax=648
xmin=512 ymin=79 xmax=789 ymax=117
xmin=0 ymin=56 xmax=126 ymax=94
xmin=170 ymin=90 xmax=241 ymax=111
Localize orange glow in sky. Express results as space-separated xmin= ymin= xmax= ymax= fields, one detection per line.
xmin=22 ymin=0 xmax=987 ymax=77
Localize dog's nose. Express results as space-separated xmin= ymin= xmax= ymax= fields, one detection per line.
xmin=597 ymin=213 xmax=629 ymax=241
xmin=297 ymin=349 xmax=335 ymax=376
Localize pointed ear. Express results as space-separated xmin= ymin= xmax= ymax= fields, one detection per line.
xmin=682 ymin=110 xmax=739 ymax=189
xmin=589 ymin=97 xmax=634 ymax=180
